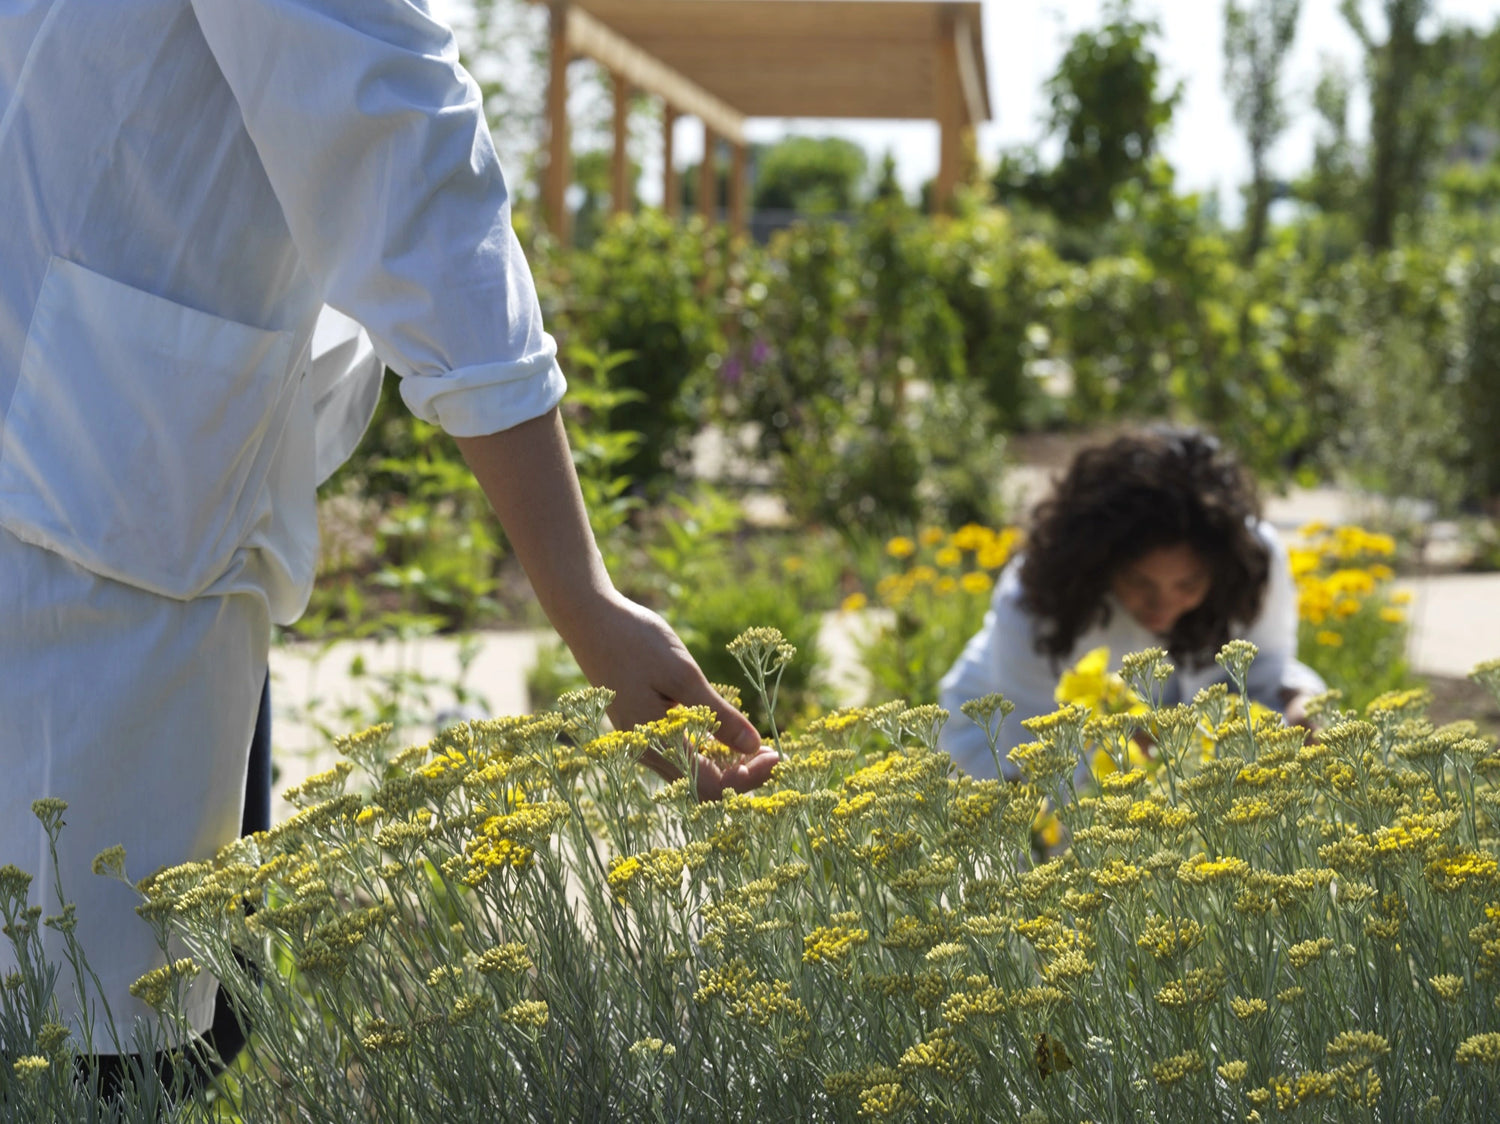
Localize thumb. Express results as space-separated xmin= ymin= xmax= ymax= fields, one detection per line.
xmin=674 ymin=671 xmax=764 ymax=758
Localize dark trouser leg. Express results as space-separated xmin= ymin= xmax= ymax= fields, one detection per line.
xmin=201 ymin=672 xmax=271 ymax=1068
xmin=88 ymin=673 xmax=271 ymax=1102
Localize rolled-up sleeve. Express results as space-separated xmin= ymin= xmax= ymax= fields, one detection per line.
xmin=189 ymin=0 xmax=564 ymax=437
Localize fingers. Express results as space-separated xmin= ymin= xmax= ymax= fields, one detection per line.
xmin=693 ymin=747 xmax=780 ymax=801
xmin=662 ymin=655 xmax=762 ymax=758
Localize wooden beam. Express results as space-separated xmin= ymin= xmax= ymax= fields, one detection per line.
xmin=565 ymin=7 xmax=745 ymax=146
xmin=662 ymin=104 xmax=680 ymax=217
xmin=585 ymin=0 xmax=957 ymax=44
xmin=611 ymin=69 xmax=631 ymax=215
xmin=729 ymin=141 xmax=749 ymax=238
xmin=544 ymin=2 xmax=572 ymax=240
xmin=953 ymin=10 xmax=990 ymax=126
xmin=699 ymin=123 xmax=717 ymax=223
xmin=934 ymin=16 xmax=962 ymax=214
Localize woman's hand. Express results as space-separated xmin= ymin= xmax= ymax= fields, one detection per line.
xmin=563 ymin=590 xmax=779 ymax=801
xmin=455 ymin=411 xmax=776 ymax=800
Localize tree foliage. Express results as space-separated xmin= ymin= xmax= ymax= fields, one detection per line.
xmin=999 ymin=1 xmax=1181 ymax=231
xmin=1340 ymin=0 xmax=1440 ymax=249
xmin=752 ymin=136 xmax=869 ymax=215
xmin=1223 ymin=0 xmax=1301 ymax=261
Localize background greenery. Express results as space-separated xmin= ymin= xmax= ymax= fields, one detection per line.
xmin=299 ymin=0 xmax=1500 ymax=713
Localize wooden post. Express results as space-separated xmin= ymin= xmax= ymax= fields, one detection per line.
xmin=662 ymin=105 xmax=679 ymax=217
xmin=545 ymin=2 xmax=572 ymax=240
xmin=934 ymin=16 xmax=962 ymax=215
xmin=699 ymin=122 xmax=717 ymax=223
xmin=729 ymin=141 xmax=749 ymax=238
xmin=611 ymin=69 xmax=631 ymax=216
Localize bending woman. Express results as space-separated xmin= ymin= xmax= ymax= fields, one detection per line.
xmin=938 ymin=428 xmax=1324 ymax=780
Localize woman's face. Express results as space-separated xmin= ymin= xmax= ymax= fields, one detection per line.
xmin=1110 ymin=543 xmax=1212 ymax=636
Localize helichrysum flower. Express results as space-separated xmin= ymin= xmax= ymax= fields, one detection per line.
xmin=473 ymin=942 xmax=533 ymax=976
xmin=629 ymin=1037 xmax=677 ymax=1061
xmin=1426 ymin=849 xmax=1498 ymax=892
xmin=1216 ymin=639 xmax=1259 ymax=686
xmin=1137 ymin=914 xmax=1205 ymax=960
xmin=1231 ymin=996 xmax=1268 ymax=1020
xmin=899 ymin=1030 xmax=978 ymax=1080
xmin=1151 ymin=1049 xmax=1204 ymax=1087
xmin=1471 ymin=658 xmax=1500 ymax=703
xmin=499 ymin=999 xmax=550 ymax=1031
xmin=359 ymin=1017 xmax=410 ymax=1052
xmin=1457 ymin=1033 xmax=1500 ymax=1067
xmin=1287 ymin=937 xmax=1334 ymax=969
xmin=1325 ymin=1030 xmax=1389 ymax=1069
xmin=803 ymin=924 xmax=869 ymax=965
xmin=1430 ymin=974 xmax=1465 ymax=1002
xmin=0 ymin=865 xmax=33 ymax=904
xmin=726 ymin=627 xmax=796 ymax=672
xmin=1155 ymin=967 xmax=1224 ymax=1011
xmin=129 ymin=957 xmax=201 ymax=1010
xmin=11 ymin=1056 xmax=48 ymax=1081
xmin=90 ymin=844 xmax=127 ymax=880
xmin=1177 ymin=853 xmax=1249 ymax=885
xmin=31 ymin=797 xmax=67 ymax=833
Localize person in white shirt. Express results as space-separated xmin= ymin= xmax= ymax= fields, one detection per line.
xmin=0 ymin=0 xmax=776 ymax=1063
xmin=938 ymin=428 xmax=1325 ymax=780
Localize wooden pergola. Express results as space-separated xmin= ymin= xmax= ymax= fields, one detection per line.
xmin=537 ymin=0 xmax=991 ymax=240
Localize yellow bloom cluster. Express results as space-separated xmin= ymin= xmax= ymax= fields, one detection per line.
xmin=861 ymin=524 xmax=1020 ymax=611
xmin=1290 ymin=523 xmax=1411 ymax=706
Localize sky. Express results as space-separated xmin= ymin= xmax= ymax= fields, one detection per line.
xmin=436 ymin=0 xmax=1500 ymax=214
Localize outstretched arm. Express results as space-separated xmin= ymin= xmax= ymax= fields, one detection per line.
xmin=456 ymin=410 xmax=777 ymax=799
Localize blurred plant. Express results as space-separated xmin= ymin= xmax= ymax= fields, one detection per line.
xmin=1223 ymin=0 xmax=1302 ymax=260
xmin=640 ymin=490 xmax=829 ymax=730
xmin=848 ymin=524 xmax=1022 ymax=705
xmin=997 ymin=0 xmax=1182 ymax=229
xmin=1290 ymin=522 xmax=1414 ymax=710
xmin=556 ymin=211 xmax=729 ymax=489
xmin=752 ymin=136 xmax=869 ymax=215
xmin=1326 ymin=319 xmax=1469 ymax=517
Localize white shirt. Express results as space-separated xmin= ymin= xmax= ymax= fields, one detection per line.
xmin=0 ymin=0 xmax=563 ymax=1043
xmin=938 ymin=521 xmax=1325 ymax=781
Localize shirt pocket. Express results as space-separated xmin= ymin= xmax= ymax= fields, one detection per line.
xmin=0 ymin=257 xmax=295 ymax=600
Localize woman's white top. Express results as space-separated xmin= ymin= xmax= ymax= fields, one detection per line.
xmin=0 ymin=0 xmax=563 ymax=1044
xmin=938 ymin=521 xmax=1326 ymax=781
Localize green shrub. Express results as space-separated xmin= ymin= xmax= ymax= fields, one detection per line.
xmin=555 ymin=212 xmax=729 ymax=489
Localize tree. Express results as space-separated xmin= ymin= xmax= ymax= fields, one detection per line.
xmin=1223 ymin=0 xmax=1301 ymax=261
xmin=1299 ymin=61 xmax=1361 ymax=220
xmin=1340 ymin=0 xmax=1439 ymax=249
xmin=751 ymin=136 xmax=869 ymax=214
xmin=1033 ymin=1 xmax=1182 ymax=227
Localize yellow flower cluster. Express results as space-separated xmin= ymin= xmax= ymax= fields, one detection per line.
xmin=851 ymin=524 xmax=1021 ymax=613
xmin=1290 ymin=523 xmax=1410 ymax=702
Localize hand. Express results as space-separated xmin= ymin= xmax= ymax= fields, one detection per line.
xmin=1280 ymin=688 xmax=1316 ymax=742
xmin=561 ymin=590 xmax=779 ymax=801
xmin=453 ymin=414 xmax=775 ymax=799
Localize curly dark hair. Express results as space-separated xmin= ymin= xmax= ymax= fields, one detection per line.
xmin=1018 ymin=428 xmax=1269 ymax=670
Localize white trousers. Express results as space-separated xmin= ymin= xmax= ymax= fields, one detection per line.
xmin=0 ymin=528 xmax=267 ymax=1046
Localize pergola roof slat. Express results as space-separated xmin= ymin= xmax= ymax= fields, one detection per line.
xmin=536 ymin=0 xmax=993 ymax=234
xmin=564 ymin=7 xmax=747 ymax=144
